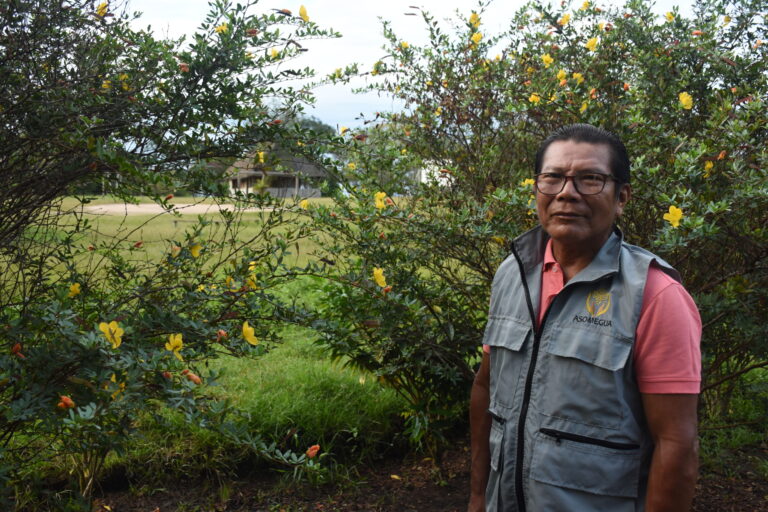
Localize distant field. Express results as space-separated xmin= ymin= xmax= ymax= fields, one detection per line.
xmin=57 ymin=196 xmax=333 ymax=266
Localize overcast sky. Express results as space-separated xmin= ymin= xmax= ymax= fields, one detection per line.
xmin=126 ymin=0 xmax=694 ymax=129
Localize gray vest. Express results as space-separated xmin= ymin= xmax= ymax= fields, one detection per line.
xmin=484 ymin=227 xmax=680 ymax=512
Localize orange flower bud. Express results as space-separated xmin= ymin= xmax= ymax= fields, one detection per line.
xmin=623 ymin=82 xmax=630 ymax=91
xmin=382 ymin=285 xmax=393 ymax=294
xmin=717 ymin=150 xmax=727 ymax=160
xmin=88 ymin=245 xmax=95 ymax=251
xmin=162 ymin=371 xmax=172 ymax=379
xmin=133 ymin=241 xmax=143 ymax=248
xmin=306 ymin=444 xmax=320 ymax=458
xmin=165 ymin=194 xmax=174 ymax=200
xmin=216 ymin=329 xmax=228 ymax=342
xmin=692 ymin=30 xmax=703 ymax=36
xmin=57 ymin=395 xmax=75 ymax=409
xmin=178 ymin=63 xmax=190 ymax=73
xmin=11 ymin=343 xmax=25 ymax=359
xmin=246 ymin=28 xmax=259 ymax=36
xmin=186 ymin=372 xmax=202 ymax=385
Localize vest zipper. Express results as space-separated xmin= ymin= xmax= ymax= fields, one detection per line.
xmin=539 ymin=428 xmax=640 ymax=450
xmin=510 ymin=245 xmax=548 ymax=512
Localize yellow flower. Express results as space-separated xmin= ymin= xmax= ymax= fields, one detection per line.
xmin=190 ymin=244 xmax=202 ymax=258
xmin=101 ymin=80 xmax=111 ymax=90
xmin=165 ymin=333 xmax=184 ymax=361
xmin=434 ymin=106 xmax=442 ymax=116
xmin=258 ymin=151 xmax=265 ymax=164
xmin=225 ymin=276 xmax=236 ymax=289
xmin=526 ymin=66 xmax=535 ymax=75
xmin=242 ymin=321 xmax=259 ymax=346
xmin=215 ymin=23 xmax=228 ymax=34
xmin=471 ymin=32 xmax=483 ymax=45
xmin=401 ymin=148 xmax=407 ymax=155
xmin=663 ymin=205 xmax=684 ymax=228
xmin=529 ymin=93 xmax=541 ymax=104
xmin=99 ymin=321 xmax=124 ymax=349
xmin=374 ymin=191 xmax=387 ymax=210
xmin=580 ymin=101 xmax=588 ymax=113
xmin=347 ymin=162 xmax=357 ymax=171
xmin=372 ymin=267 xmax=387 ymax=288
xmin=585 ymin=37 xmax=598 ymax=52
xmin=299 ymin=5 xmax=309 ymax=22
xmin=469 ymin=12 xmax=481 ymax=28
xmin=246 ymin=275 xmax=259 ymax=290
xmin=197 ymin=284 xmax=205 ymax=292
xmin=340 ymin=126 xmax=349 ymax=135
xmin=598 ymin=21 xmax=605 ymax=31
xmin=541 ymin=53 xmax=554 ymax=68
xmin=118 ymin=73 xmax=129 ymax=90
xmin=491 ymin=236 xmax=506 ymax=246
xmin=299 ymin=199 xmax=309 ymax=210
xmin=665 ymin=12 xmax=675 ymax=22
xmin=110 ymin=374 xmax=125 ymax=400
xmin=95 ymin=2 xmax=108 ymax=18
xmin=679 ymin=91 xmax=693 ymax=110
xmin=558 ymin=14 xmax=571 ymax=26
xmin=723 ymin=15 xmax=731 ymax=26
xmin=572 ymin=72 xmax=585 ymax=85
xmin=401 ymin=41 xmax=409 ymax=49
xmin=520 ymin=178 xmax=535 ymax=187
xmin=68 ymin=283 xmax=81 ymax=298
xmin=170 ymin=245 xmax=181 ymax=258
xmin=580 ymin=1 xmax=590 ymax=10
xmin=557 ymin=69 xmax=567 ymax=81
xmin=704 ymin=160 xmax=714 ymax=178
xmin=270 ymin=48 xmax=279 ymax=59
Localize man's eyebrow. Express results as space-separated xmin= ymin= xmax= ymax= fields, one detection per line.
xmin=540 ymin=166 xmax=607 ymax=174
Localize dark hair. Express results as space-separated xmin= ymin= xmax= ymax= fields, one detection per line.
xmin=534 ymin=124 xmax=630 ymax=185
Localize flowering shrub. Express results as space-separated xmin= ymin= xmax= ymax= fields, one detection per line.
xmin=0 ymin=0 xmax=334 ymax=504
xmin=300 ymin=0 xmax=767 ymax=446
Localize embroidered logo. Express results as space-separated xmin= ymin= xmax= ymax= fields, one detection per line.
xmin=585 ymin=289 xmax=611 ymax=317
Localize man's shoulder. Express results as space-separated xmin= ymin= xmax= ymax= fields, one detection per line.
xmin=619 ymin=240 xmax=681 ymax=284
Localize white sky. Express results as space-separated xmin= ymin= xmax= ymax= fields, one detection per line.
xmin=126 ymin=0 xmax=694 ymax=128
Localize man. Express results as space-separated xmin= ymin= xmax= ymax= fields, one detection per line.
xmin=469 ymin=124 xmax=701 ymax=512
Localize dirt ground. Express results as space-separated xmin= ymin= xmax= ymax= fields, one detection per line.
xmin=96 ymin=438 xmax=768 ymax=512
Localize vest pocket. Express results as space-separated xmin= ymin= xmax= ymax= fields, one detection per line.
xmin=540 ymin=428 xmax=639 ymax=450
xmin=530 ymin=429 xmax=641 ymax=499
xmin=485 ymin=316 xmax=531 ymax=410
xmin=539 ymin=328 xmax=633 ymax=428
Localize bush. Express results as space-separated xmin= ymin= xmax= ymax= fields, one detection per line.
xmin=298 ymin=0 xmax=767 ymax=447
xmin=0 ymin=0 xmax=340 ymax=504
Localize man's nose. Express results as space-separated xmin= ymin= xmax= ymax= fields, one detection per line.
xmin=556 ymin=176 xmax=582 ymax=198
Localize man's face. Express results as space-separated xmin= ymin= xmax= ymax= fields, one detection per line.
xmin=536 ymin=140 xmax=630 ymax=252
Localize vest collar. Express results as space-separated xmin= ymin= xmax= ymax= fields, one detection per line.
xmin=512 ymin=226 xmax=623 ymax=285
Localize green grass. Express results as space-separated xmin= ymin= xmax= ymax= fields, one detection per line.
xmin=211 ymin=328 xmax=406 ymax=455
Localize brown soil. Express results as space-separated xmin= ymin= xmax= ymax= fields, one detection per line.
xmin=96 ymin=439 xmax=768 ymax=512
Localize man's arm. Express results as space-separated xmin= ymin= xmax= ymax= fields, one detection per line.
xmin=641 ymin=393 xmax=699 ymax=512
xmin=468 ymin=351 xmax=491 ymax=512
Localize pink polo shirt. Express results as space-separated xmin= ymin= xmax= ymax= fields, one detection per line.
xmin=485 ymin=240 xmax=702 ymax=394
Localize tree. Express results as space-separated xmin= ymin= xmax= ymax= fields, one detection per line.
xmin=0 ymin=0 xmax=335 ymax=503
xmin=298 ymin=0 xmax=767 ymax=448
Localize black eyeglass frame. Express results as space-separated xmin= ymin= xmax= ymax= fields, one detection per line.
xmin=534 ymin=172 xmax=621 ymax=196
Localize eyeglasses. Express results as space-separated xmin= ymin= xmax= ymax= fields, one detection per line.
xmin=534 ymin=172 xmax=618 ymax=196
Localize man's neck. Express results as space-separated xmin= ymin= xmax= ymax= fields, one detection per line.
xmin=550 ymin=236 xmax=610 ymax=282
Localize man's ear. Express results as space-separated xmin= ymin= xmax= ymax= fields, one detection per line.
xmin=616 ymin=183 xmax=631 ymax=217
